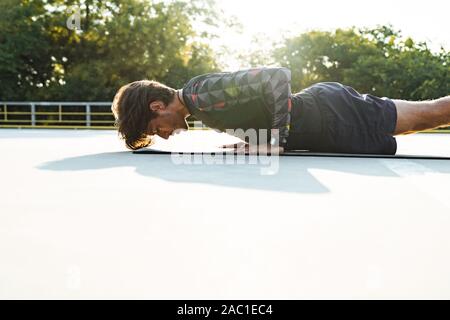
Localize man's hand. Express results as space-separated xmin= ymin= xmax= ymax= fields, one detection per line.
xmin=220 ymin=141 xmax=247 ymax=149
xmin=219 ymin=142 xmax=284 ymax=155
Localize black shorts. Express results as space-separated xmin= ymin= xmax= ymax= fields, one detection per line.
xmin=286 ymin=82 xmax=398 ymax=154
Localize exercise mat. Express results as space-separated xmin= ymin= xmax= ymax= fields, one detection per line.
xmin=133 ymin=148 xmax=450 ymax=160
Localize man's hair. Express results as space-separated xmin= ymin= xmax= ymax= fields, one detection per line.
xmin=111 ymin=80 xmax=176 ymax=150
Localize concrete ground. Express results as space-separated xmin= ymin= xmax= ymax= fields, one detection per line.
xmin=1 ymin=128 xmax=450 ymax=299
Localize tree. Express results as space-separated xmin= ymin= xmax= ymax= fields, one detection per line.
xmin=0 ymin=0 xmax=222 ymax=101
xmin=269 ymin=25 xmax=449 ymax=100
xmin=0 ymin=0 xmax=54 ymax=100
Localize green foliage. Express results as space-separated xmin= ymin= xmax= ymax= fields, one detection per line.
xmin=1 ymin=2 xmax=448 ymax=104
xmin=272 ymin=25 xmax=449 ymax=99
xmin=0 ymin=0 xmax=53 ymax=100
xmin=0 ymin=0 xmax=221 ymax=101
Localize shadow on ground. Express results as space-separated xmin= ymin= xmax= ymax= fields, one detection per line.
xmin=37 ymin=151 xmax=450 ymax=194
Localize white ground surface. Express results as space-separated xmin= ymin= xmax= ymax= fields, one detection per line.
xmin=1 ymin=129 xmax=450 ymax=299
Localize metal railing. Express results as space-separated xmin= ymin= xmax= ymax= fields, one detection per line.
xmin=0 ymin=102 xmax=207 ymax=129
xmin=0 ymin=101 xmax=448 ymax=132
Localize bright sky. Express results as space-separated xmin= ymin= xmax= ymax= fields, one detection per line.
xmin=211 ymin=0 xmax=450 ymax=69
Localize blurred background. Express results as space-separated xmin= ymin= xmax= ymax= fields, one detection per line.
xmin=0 ymin=0 xmax=448 ymax=129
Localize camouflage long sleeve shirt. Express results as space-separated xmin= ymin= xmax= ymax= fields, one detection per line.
xmin=178 ymin=66 xmax=293 ymax=147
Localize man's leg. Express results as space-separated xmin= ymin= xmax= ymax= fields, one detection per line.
xmin=392 ymin=96 xmax=450 ymax=135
